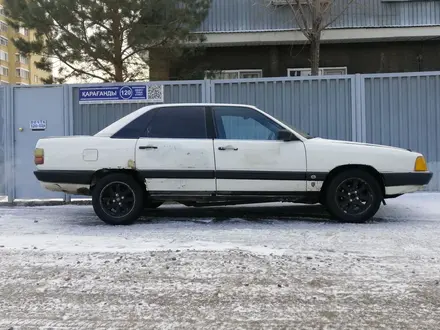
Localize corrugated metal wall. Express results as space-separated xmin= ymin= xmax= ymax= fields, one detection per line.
xmin=364 ymin=73 xmax=440 ymax=191
xmin=212 ymin=77 xmax=353 ymax=141
xmin=72 ymin=82 xmax=204 ymax=135
xmin=197 ymin=0 xmax=440 ymax=33
xmin=0 ymin=87 xmax=5 ymax=195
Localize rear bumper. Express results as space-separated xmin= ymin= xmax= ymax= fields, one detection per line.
xmin=34 ymin=170 xmax=94 ymax=185
xmin=382 ymin=172 xmax=433 ymax=187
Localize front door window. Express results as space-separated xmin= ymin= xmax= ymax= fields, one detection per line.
xmin=213 ymin=106 xmax=282 ymax=141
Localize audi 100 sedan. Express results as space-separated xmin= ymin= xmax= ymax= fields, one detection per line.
xmin=33 ymin=103 xmax=432 ymax=225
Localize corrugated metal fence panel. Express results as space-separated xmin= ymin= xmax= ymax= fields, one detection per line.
xmin=364 ymin=74 xmax=440 ymax=191
xmin=197 ymin=0 xmax=440 ymax=33
xmin=212 ymin=77 xmax=353 ymax=141
xmin=72 ymin=82 xmax=204 ymax=136
xmin=0 ymin=87 xmax=5 ymax=195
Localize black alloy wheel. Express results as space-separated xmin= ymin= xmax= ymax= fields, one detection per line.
xmin=335 ymin=177 xmax=374 ymax=216
xmin=324 ymin=169 xmax=382 ymax=223
xmin=99 ymin=181 xmax=135 ymax=218
xmin=92 ymin=173 xmax=144 ymax=225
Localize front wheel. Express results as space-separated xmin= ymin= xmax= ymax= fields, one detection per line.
xmin=324 ymin=169 xmax=382 ymax=223
xmin=92 ymin=173 xmax=144 ymax=225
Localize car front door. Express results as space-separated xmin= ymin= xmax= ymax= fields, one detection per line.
xmin=135 ymin=106 xmax=215 ymax=193
xmin=211 ymin=106 xmax=307 ymax=194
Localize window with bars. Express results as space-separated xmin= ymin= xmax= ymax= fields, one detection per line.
xmin=0 ymin=36 xmax=8 ymax=46
xmin=1 ymin=66 xmax=9 ymax=76
xmin=0 ymin=21 xmax=7 ymax=33
xmin=0 ymin=50 xmax=8 ymax=62
xmin=16 ymin=54 xmax=29 ymax=65
xmin=287 ymin=67 xmax=347 ymax=77
xmin=205 ymin=69 xmax=263 ymax=80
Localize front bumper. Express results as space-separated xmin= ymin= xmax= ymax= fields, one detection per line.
xmin=382 ymin=172 xmax=433 ymax=187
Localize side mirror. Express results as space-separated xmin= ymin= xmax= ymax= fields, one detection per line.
xmin=277 ymin=129 xmax=296 ymax=141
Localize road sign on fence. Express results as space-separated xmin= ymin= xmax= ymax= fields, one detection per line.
xmin=78 ymin=85 xmax=154 ymax=104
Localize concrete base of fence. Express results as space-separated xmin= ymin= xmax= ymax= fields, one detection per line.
xmin=0 ymin=199 xmax=93 ymax=207
xmin=0 ymin=199 xmax=184 ymax=207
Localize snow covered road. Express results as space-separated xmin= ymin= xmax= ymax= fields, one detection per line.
xmin=1 ymin=193 xmax=440 ymax=329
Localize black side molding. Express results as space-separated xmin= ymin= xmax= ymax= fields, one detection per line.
xmin=34 ymin=169 xmax=433 ymax=188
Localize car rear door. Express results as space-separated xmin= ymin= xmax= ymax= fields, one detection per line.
xmin=135 ymin=106 xmax=215 ymax=193
xmin=211 ymin=105 xmax=307 ymax=194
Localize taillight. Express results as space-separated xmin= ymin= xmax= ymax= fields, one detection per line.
xmin=34 ymin=148 xmax=44 ymax=165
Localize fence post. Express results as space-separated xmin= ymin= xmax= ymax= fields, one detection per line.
xmin=352 ymin=74 xmax=367 ymax=142
xmin=64 ymin=85 xmax=72 ymax=203
xmin=5 ymin=85 xmax=14 ymax=203
xmin=202 ymin=79 xmax=211 ymax=103
xmin=210 ymin=80 xmax=216 ymax=103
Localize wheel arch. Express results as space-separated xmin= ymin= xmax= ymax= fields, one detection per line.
xmin=90 ymin=168 xmax=145 ymax=191
xmin=320 ymin=164 xmax=385 ymax=201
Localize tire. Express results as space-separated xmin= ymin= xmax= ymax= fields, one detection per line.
xmin=92 ymin=173 xmax=145 ymax=225
xmin=324 ymin=169 xmax=382 ymax=223
xmin=144 ymin=200 xmax=163 ymax=209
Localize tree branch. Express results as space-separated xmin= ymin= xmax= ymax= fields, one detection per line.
xmin=287 ymin=1 xmax=311 ymax=39
xmin=322 ymin=0 xmax=357 ymax=30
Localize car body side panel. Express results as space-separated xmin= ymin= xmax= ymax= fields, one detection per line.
xmin=35 ymin=136 xmax=137 ymax=172
xmin=135 ymin=138 xmax=216 ymax=192
xmin=213 ymin=139 xmax=307 ymax=192
xmin=304 ymin=138 xmax=421 ymax=174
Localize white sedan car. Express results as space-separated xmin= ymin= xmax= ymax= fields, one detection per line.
xmin=33 ymin=103 xmax=432 ymax=225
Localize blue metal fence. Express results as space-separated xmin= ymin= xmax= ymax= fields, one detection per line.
xmin=211 ymin=76 xmax=353 ymax=141
xmin=363 ymin=72 xmax=440 ymax=191
xmin=71 ymin=81 xmax=205 ymax=135
xmin=1 ymin=72 xmax=439 ymax=202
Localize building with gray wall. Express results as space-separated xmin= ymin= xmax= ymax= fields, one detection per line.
xmin=150 ymin=0 xmax=440 ymax=80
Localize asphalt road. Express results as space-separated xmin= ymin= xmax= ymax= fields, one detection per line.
xmin=0 ymin=193 xmax=439 ymax=329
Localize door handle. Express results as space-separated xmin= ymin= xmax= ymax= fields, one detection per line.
xmin=139 ymin=145 xmax=158 ymax=150
xmin=218 ymin=145 xmax=238 ymax=151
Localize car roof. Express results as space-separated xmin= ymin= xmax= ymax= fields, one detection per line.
xmin=146 ymin=103 xmax=254 ymax=108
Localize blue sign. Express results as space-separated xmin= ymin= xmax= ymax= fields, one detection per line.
xmin=79 ymin=85 xmax=148 ymax=104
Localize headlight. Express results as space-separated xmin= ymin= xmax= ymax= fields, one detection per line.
xmin=414 ymin=156 xmax=428 ymax=172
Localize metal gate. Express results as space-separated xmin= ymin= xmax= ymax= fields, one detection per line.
xmin=0 ymin=87 xmax=5 ymax=198
xmin=12 ymin=86 xmax=68 ymax=200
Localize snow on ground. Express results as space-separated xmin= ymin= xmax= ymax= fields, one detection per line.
xmin=0 ymin=193 xmax=440 ymax=329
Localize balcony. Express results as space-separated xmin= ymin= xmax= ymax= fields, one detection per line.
xmin=15 ymin=68 xmax=30 ymax=83
xmin=15 ymin=54 xmax=30 ymax=69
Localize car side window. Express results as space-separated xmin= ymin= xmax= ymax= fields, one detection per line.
xmin=144 ymin=106 xmax=207 ymax=139
xmin=213 ymin=106 xmax=283 ymax=140
xmin=111 ymin=110 xmax=156 ymax=139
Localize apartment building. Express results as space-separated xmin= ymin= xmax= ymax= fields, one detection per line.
xmin=150 ymin=0 xmax=440 ymax=80
xmin=0 ymin=0 xmax=49 ymax=85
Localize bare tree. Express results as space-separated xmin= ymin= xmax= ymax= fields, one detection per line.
xmin=285 ymin=0 xmax=356 ymax=75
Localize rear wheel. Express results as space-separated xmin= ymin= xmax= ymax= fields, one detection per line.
xmin=324 ymin=169 xmax=382 ymax=223
xmin=92 ymin=173 xmax=144 ymax=225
